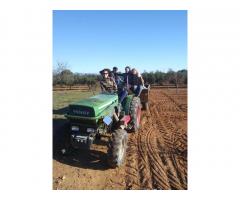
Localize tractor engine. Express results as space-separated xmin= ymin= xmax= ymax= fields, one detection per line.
xmin=65 ymin=93 xmax=119 ymax=149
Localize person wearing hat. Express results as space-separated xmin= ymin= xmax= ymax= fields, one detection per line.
xmin=99 ymin=68 xmax=117 ymax=93
xmin=99 ymin=68 xmax=128 ymax=106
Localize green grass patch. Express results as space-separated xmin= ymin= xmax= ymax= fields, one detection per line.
xmin=53 ymin=90 xmax=100 ymax=119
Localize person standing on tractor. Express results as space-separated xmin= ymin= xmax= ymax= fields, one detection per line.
xmin=99 ymin=68 xmax=117 ymax=93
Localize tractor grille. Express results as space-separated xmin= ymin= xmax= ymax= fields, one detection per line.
xmin=68 ymin=105 xmax=95 ymax=117
xmin=70 ymin=119 xmax=98 ymax=128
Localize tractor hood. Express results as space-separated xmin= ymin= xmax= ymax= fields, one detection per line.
xmin=67 ymin=93 xmax=118 ymax=118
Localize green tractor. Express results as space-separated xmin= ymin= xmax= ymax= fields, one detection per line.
xmin=64 ymin=85 xmax=150 ymax=168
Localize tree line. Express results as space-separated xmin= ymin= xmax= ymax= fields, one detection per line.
xmin=141 ymin=69 xmax=187 ymax=86
xmin=53 ymin=62 xmax=187 ymax=87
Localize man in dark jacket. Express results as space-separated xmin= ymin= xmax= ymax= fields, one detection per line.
xmin=123 ymin=66 xmax=133 ymax=89
xmin=111 ymin=66 xmax=122 ymax=86
xmin=117 ymin=66 xmax=135 ymax=103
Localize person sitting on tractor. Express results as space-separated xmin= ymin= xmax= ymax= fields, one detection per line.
xmin=99 ymin=68 xmax=117 ymax=94
xmin=111 ymin=66 xmax=122 ymax=86
xmin=130 ymin=68 xmax=144 ymax=97
xmin=116 ymin=66 xmax=133 ymax=103
xmin=100 ymin=68 xmax=127 ymax=104
xmin=123 ymin=66 xmax=133 ymax=90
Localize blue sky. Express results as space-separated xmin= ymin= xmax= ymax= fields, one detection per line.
xmin=53 ymin=10 xmax=187 ymax=73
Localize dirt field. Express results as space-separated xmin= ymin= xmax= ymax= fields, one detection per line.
xmin=53 ymin=88 xmax=187 ymax=190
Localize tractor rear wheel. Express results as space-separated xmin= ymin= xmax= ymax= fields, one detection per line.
xmin=107 ymin=129 xmax=128 ymax=168
xmin=129 ymin=97 xmax=141 ymax=132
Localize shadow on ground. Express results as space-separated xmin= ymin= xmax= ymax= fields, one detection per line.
xmin=53 ymin=117 xmax=110 ymax=171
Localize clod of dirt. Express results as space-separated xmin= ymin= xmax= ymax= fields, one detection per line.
xmin=54 ymin=179 xmax=59 ymax=184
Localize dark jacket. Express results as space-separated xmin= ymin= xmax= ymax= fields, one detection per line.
xmin=131 ymin=74 xmax=144 ymax=85
xmin=111 ymin=71 xmax=121 ymax=82
xmin=123 ymin=72 xmax=133 ymax=85
xmin=131 ymin=74 xmax=139 ymax=85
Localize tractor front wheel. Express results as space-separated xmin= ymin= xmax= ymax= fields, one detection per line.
xmin=107 ymin=129 xmax=128 ymax=168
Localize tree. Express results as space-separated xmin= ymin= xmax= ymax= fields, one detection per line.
xmin=60 ymin=69 xmax=74 ymax=86
xmin=53 ymin=61 xmax=73 ymax=86
xmin=52 ymin=64 xmax=187 ymax=87
xmin=165 ymin=69 xmax=176 ymax=84
xmin=177 ymin=69 xmax=187 ymax=85
xmin=155 ymin=70 xmax=164 ymax=85
xmin=141 ymin=69 xmax=187 ymax=85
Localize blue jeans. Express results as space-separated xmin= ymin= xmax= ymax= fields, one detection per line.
xmin=118 ymin=88 xmax=128 ymax=103
xmin=132 ymin=85 xmax=143 ymax=97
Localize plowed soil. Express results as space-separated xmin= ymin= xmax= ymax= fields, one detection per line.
xmin=53 ymin=88 xmax=187 ymax=190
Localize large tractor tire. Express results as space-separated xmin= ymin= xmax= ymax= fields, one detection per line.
xmin=129 ymin=97 xmax=142 ymax=132
xmin=107 ymin=129 xmax=128 ymax=168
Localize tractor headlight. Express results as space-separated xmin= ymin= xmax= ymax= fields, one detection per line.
xmin=87 ymin=128 xmax=95 ymax=133
xmin=71 ymin=126 xmax=79 ymax=131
